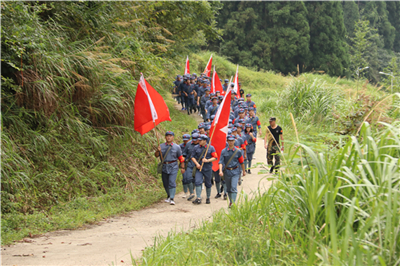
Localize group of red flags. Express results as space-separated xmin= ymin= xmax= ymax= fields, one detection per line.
xmin=183 ymin=55 xmax=240 ymax=97
xmin=134 ymin=55 xmax=240 ymax=171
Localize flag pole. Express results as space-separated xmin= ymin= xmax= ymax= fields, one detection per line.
xmin=199 ymin=125 xmax=216 ymax=172
xmin=153 ymin=122 xmax=163 ymax=163
xmin=199 ymin=76 xmax=233 ymax=172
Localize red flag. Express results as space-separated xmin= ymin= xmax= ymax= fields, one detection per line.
xmin=210 ymin=88 xmax=232 ymax=171
xmin=134 ymin=74 xmax=171 ymax=135
xmin=211 ymin=66 xmax=224 ymax=94
xmin=184 ymin=55 xmax=190 ymax=75
xmin=233 ymin=64 xmax=240 ymax=98
xmin=203 ymin=54 xmax=212 ymax=77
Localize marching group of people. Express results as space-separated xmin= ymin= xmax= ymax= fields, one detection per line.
xmin=155 ymin=72 xmax=283 ymax=208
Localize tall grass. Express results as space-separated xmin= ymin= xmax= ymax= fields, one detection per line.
xmin=138 ymin=121 xmax=400 ymax=265
xmin=1 ymin=1 xmax=200 ymax=244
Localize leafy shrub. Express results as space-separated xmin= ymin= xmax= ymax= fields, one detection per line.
xmin=280 ymin=78 xmax=342 ymax=123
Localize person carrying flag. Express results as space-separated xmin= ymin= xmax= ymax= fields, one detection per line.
xmin=190 ymin=135 xmax=218 ymax=205
xmin=219 ymin=135 xmax=246 ymax=207
xmin=155 ymin=131 xmax=185 ymax=205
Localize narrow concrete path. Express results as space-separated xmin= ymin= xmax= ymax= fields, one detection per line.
xmin=2 ymin=104 xmax=273 ymax=266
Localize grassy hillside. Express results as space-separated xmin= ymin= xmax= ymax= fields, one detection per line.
xmin=138 ymin=53 xmax=400 ymax=265
xmin=192 ymin=52 xmax=397 ymax=153
xmin=1 ymin=2 xmax=204 ymax=244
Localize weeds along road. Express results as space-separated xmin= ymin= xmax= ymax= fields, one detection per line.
xmin=2 ymin=102 xmax=273 ymax=266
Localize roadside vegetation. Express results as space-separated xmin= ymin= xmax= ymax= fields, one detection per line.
xmin=139 ymin=53 xmax=400 ymax=265
xmin=1 ymin=1 xmax=215 ymax=244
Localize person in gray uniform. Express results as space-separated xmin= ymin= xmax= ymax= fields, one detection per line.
xmin=155 ymin=131 xmax=185 ymax=205
xmin=182 ymin=133 xmax=200 ymax=201
xmin=245 ymin=107 xmax=261 ymax=137
xmin=179 ymin=134 xmax=190 ymax=151
xmin=190 ymin=135 xmax=218 ymax=205
xmin=219 ymin=135 xmax=246 ymax=207
xmin=244 ymin=124 xmax=257 ymax=174
xmin=222 ymin=79 xmax=229 ymax=92
xmin=206 ymin=97 xmax=219 ymax=122
xmin=205 ymin=93 xmax=215 ymax=110
xmin=200 ymin=88 xmax=210 ymax=121
xmin=231 ymin=127 xmax=246 ymax=186
xmin=245 ymin=94 xmax=257 ymax=113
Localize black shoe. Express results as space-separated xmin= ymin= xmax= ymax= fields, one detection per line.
xmin=215 ymin=193 xmax=221 ymax=199
xmin=206 ymin=198 xmax=210 ymax=204
xmin=220 ymin=186 xmax=224 ymax=193
xmin=248 ymin=169 xmax=251 ymax=174
xmin=223 ymin=194 xmax=227 ymax=200
xmin=192 ymin=198 xmax=202 ymax=204
xmin=270 ymin=166 xmax=275 ymax=173
xmin=187 ymin=194 xmax=195 ymax=201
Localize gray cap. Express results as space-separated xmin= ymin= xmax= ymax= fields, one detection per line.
xmin=191 ymin=133 xmax=199 ymax=139
xmin=227 ymin=135 xmax=235 ymax=141
xmin=199 ymin=134 xmax=209 ymax=141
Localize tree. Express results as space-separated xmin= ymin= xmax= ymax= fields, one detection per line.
xmin=360 ymin=1 xmax=395 ymax=50
xmin=213 ymin=2 xmax=310 ymax=74
xmin=386 ymin=2 xmax=400 ymax=53
xmin=381 ymin=56 xmax=400 ymax=93
xmin=342 ymin=0 xmax=359 ymax=40
xmin=263 ymin=2 xmax=310 ymax=74
xmin=306 ymin=1 xmax=349 ymax=76
xmin=348 ymin=20 xmax=379 ymax=82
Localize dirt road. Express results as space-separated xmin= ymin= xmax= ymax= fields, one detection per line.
xmin=2 ymin=106 xmax=273 ymax=266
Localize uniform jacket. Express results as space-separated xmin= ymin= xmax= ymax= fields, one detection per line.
xmin=219 ymin=147 xmax=244 ymax=177
xmin=159 ymin=142 xmax=184 ymax=174
xmin=190 ymin=144 xmax=217 ymax=172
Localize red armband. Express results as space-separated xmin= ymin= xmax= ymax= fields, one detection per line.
xmin=211 ymin=152 xmax=218 ymax=158
xmin=244 ymin=140 xmax=248 ymax=146
xmin=253 ymin=104 xmax=256 ymax=108
xmin=238 ymin=155 xmax=244 ymax=164
xmin=241 ymin=144 xmax=246 ymax=150
xmin=253 ymin=138 xmax=257 ymax=142
xmin=178 ymin=155 xmax=185 ymax=163
xmin=257 ymin=120 xmax=261 ymax=126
